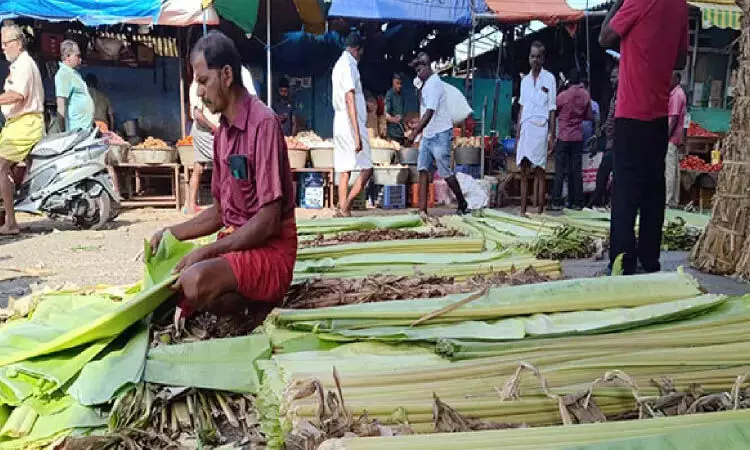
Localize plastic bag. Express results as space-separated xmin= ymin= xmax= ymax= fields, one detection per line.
xmin=455 ymin=172 xmax=489 ymax=210
xmin=582 ymin=152 xmax=603 ymax=193
xmin=443 ymin=82 xmax=473 ymax=124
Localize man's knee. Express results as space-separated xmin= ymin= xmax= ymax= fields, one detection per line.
xmin=180 ymin=258 xmax=237 ymax=304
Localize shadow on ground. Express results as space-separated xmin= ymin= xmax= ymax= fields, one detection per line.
xmin=0 ymin=276 xmax=40 ymax=307
xmin=562 ymin=251 xmax=750 ymax=295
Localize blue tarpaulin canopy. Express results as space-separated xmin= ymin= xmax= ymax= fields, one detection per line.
xmin=0 ymin=0 xmax=161 ymax=26
xmin=328 ymin=0 xmax=487 ymax=26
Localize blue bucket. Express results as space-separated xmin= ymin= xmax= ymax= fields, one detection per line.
xmin=502 ymin=138 xmax=516 ymax=155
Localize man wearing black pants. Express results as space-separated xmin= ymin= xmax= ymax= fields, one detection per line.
xmin=600 ymin=0 xmax=687 ymax=274
xmin=551 ymin=69 xmax=591 ymax=211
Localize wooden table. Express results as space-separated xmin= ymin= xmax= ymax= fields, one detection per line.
xmin=116 ymin=163 xmax=182 ymax=210
xmin=292 ymin=167 xmax=335 ymax=209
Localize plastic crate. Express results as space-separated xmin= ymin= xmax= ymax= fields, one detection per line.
xmin=408 ymin=183 xmax=436 ymax=208
xmin=455 ymin=164 xmax=482 ymax=179
xmin=375 ymin=184 xmax=407 ymax=209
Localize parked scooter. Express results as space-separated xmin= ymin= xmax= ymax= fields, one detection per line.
xmin=14 ymin=128 xmax=119 ymax=230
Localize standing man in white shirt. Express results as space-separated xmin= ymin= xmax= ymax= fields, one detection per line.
xmin=515 ymin=41 xmax=557 ymax=215
xmin=331 ymin=33 xmax=372 ymax=217
xmin=407 ymin=52 xmax=467 ymax=216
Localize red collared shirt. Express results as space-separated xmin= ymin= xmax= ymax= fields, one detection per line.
xmin=556 ymin=84 xmax=592 ymax=142
xmin=211 ymin=93 xmax=296 ymax=229
xmin=610 ymin=0 xmax=688 ymax=121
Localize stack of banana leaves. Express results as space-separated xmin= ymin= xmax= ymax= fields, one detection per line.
xmin=260 ymin=270 xmax=750 ymax=449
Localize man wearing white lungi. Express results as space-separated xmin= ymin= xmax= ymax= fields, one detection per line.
xmin=331 ymin=32 xmax=372 ymax=216
xmin=516 ymin=41 xmax=557 ymax=215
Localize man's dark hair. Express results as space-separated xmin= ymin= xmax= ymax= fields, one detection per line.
xmin=85 ymin=74 xmax=98 ymax=88
xmin=531 ymin=41 xmax=546 ymax=55
xmin=191 ymin=31 xmax=242 ymax=88
xmin=393 ymin=72 xmax=402 ymax=81
xmin=279 ymin=77 xmax=290 ymax=89
xmin=345 ymin=32 xmax=363 ymax=49
xmin=567 ymin=68 xmax=581 ymax=85
xmin=674 ymin=72 xmax=682 ymax=83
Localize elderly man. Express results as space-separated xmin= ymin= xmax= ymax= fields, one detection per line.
xmin=55 ymin=40 xmax=94 ymax=131
xmin=332 ymin=32 xmax=372 ymax=217
xmin=666 ymin=72 xmax=687 ymax=208
xmin=272 ymin=77 xmax=295 ymax=137
xmin=0 ymin=24 xmax=44 ymax=235
xmin=150 ymin=31 xmax=297 ymax=325
xmin=600 ymin=0 xmax=688 ymax=275
xmin=408 ymin=52 xmax=467 ymax=216
xmin=516 ymin=42 xmax=556 ymax=215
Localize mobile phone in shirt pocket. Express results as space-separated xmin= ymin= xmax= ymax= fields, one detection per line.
xmin=228 ymin=155 xmax=249 ymax=181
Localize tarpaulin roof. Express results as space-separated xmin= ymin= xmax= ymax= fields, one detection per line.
xmin=0 ymin=0 xmax=161 ymax=25
xmin=328 ymin=0 xmax=488 ymax=26
xmin=127 ymin=0 xmax=219 ymax=26
xmin=484 ymin=0 xmax=584 ymax=25
xmin=203 ymin=0 xmax=260 ymax=33
xmin=689 ymin=1 xmax=742 ymax=31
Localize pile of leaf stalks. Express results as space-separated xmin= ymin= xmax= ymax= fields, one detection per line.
xmin=150 ymin=303 xmax=258 ymax=347
xmin=284 ymin=267 xmax=552 ymax=309
xmin=63 ymin=383 xmax=263 ymax=450
xmin=288 ymin=365 xmax=750 ymax=449
xmin=300 ymin=228 xmax=467 ymax=249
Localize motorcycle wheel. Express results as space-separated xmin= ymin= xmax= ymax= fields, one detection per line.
xmin=76 ymin=191 xmax=112 ymax=230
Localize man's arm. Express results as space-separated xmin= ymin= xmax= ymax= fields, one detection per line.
xmin=384 ymin=92 xmax=399 ymax=124
xmin=291 ymin=113 xmax=298 ymax=135
xmin=668 ymin=115 xmax=679 ymax=139
xmin=56 ymin=97 xmax=67 ymax=131
xmin=599 ymin=0 xmax=625 ymax=48
xmin=170 ymin=200 xmax=224 ymax=241
xmin=412 ymin=109 xmax=434 ymax=138
xmin=345 ymin=90 xmax=361 ymax=150
xmin=193 ymin=107 xmax=217 ymax=133
xmin=0 ymin=91 xmax=23 ymax=106
xmin=197 ymin=200 xmax=282 ymax=258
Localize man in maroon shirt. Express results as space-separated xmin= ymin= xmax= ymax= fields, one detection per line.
xmin=551 ymin=69 xmax=593 ymax=211
xmin=150 ymin=31 xmax=297 ymax=322
xmin=599 ymin=0 xmax=688 ymax=275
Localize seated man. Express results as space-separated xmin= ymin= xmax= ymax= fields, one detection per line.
xmin=150 ymin=31 xmax=297 ymax=324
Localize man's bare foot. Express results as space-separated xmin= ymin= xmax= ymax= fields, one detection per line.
xmin=334 ymin=209 xmax=351 ymax=218
xmin=418 ymin=210 xmax=430 ymax=221
xmin=519 ymin=209 xmax=528 ymax=218
xmin=0 ymin=224 xmax=20 ymax=235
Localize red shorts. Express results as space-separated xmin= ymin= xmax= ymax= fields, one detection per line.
xmin=220 ymin=218 xmax=297 ymax=303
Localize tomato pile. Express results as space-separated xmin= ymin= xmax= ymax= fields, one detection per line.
xmin=680 ymin=155 xmax=722 ymax=172
xmin=687 ymin=122 xmax=719 ymax=138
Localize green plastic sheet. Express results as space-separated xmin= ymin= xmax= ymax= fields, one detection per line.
xmin=67 ymin=323 xmax=149 ymax=406
xmin=144 ymin=335 xmax=271 ymax=393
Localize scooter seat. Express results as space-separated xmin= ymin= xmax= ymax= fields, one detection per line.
xmin=31 ymin=128 xmax=94 ymax=158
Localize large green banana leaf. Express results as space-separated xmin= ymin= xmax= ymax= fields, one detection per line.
xmin=143 ymin=230 xmax=196 ymax=288
xmin=143 ymin=335 xmax=271 ymax=393
xmin=0 ymin=339 xmax=111 ymax=406
xmin=296 ymin=215 xmax=423 ymax=235
xmin=67 ymin=323 xmax=149 ymax=406
xmin=0 ymin=400 xmax=106 ymax=449
xmin=0 ymin=277 xmax=175 ymax=368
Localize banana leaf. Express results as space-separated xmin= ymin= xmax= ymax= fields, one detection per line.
xmin=67 ymin=322 xmax=149 ymax=406
xmin=0 ymin=400 xmax=106 ymax=449
xmin=143 ymin=230 xmax=196 ymax=288
xmin=0 ymin=276 xmax=175 ymax=368
xmin=143 ymin=335 xmax=271 ymax=393
xmin=0 ymin=339 xmax=111 ymax=406
xmin=296 ymin=215 xmax=423 ymax=235
xmin=568 ymin=420 xmax=750 ymax=450
xmin=296 ymin=238 xmax=485 ymax=260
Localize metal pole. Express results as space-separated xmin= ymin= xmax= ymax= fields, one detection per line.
xmin=266 ymin=0 xmax=272 ymax=105
xmin=586 ymin=0 xmax=591 ymax=89
xmin=178 ymin=29 xmax=187 ymax=138
xmin=481 ymin=96 xmax=487 ymax=177
xmin=689 ymin=16 xmax=699 ymax=104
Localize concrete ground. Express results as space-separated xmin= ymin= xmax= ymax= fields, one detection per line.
xmin=0 ymin=207 xmax=746 ymax=308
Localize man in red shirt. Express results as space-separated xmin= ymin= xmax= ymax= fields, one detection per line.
xmin=599 ymin=0 xmax=688 ymax=275
xmin=666 ymin=73 xmax=687 ymax=208
xmin=150 ymin=31 xmax=297 ymax=323
xmin=551 ymin=69 xmax=593 ymax=211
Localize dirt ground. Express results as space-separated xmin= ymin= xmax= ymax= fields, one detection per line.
xmin=0 ymin=207 xmax=416 ymax=306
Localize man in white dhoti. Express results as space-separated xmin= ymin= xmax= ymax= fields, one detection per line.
xmin=515 ymin=41 xmax=557 ymax=215
xmin=331 ymin=32 xmax=372 ymax=216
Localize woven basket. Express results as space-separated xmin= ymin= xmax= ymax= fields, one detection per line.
xmin=177 ymin=145 xmax=195 ymax=165
xmin=130 ymin=148 xmax=178 ymax=164
xmin=288 ymin=148 xmax=308 ymax=169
